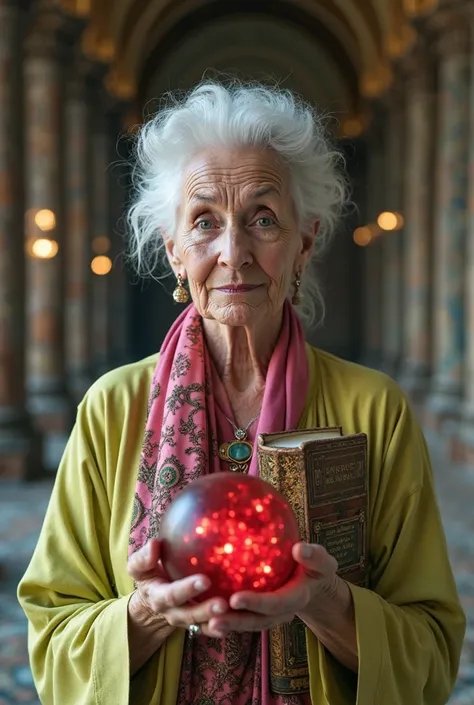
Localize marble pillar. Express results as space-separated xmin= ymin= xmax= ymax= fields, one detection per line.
xmin=0 ymin=0 xmax=36 ymax=478
xmin=461 ymin=9 xmax=474 ymax=454
xmin=24 ymin=9 xmax=72 ymax=470
xmin=362 ymin=121 xmax=385 ymax=368
xmin=427 ymin=13 xmax=470 ymax=423
xmin=64 ymin=67 xmax=92 ymax=402
xmin=91 ymin=107 xmax=111 ymax=377
xmin=399 ymin=50 xmax=436 ymax=400
xmin=108 ymin=114 xmax=129 ymax=368
xmin=380 ymin=86 xmax=405 ymax=379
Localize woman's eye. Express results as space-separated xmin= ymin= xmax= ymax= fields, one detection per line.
xmin=196 ymin=219 xmax=213 ymax=231
xmin=255 ymin=216 xmax=274 ymax=227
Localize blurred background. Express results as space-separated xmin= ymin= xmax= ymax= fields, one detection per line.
xmin=0 ymin=0 xmax=473 ymax=703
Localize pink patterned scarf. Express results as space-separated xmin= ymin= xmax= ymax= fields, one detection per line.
xmin=130 ymin=301 xmax=310 ymax=704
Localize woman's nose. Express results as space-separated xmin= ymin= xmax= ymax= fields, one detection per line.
xmin=217 ymin=222 xmax=253 ymax=270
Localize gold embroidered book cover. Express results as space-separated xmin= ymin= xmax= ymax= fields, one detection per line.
xmin=257 ymin=427 xmax=368 ymax=695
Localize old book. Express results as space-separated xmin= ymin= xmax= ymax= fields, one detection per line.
xmin=257 ymin=427 xmax=368 ymax=695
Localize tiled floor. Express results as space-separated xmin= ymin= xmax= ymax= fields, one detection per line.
xmin=0 ymin=432 xmax=473 ymax=704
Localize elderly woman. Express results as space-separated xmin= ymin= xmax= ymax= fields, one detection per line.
xmin=19 ymin=81 xmax=465 ymax=705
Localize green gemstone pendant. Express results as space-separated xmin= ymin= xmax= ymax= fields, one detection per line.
xmin=229 ymin=442 xmax=252 ymax=461
xmin=218 ymin=440 xmax=253 ymax=472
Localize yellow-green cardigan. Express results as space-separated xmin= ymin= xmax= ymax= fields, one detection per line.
xmin=18 ymin=345 xmax=466 ymax=704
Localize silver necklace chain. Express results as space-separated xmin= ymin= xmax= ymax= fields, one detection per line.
xmin=222 ymin=410 xmax=261 ymax=440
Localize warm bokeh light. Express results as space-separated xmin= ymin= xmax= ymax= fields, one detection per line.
xmin=104 ymin=70 xmax=135 ymax=101
xmin=34 ymin=209 xmax=56 ymax=232
xmin=30 ymin=238 xmax=59 ymax=259
xmin=341 ymin=117 xmax=364 ymax=139
xmin=91 ymin=255 xmax=112 ymax=275
xmin=377 ymin=211 xmax=404 ymax=231
xmin=386 ymin=25 xmax=416 ymax=59
xmin=75 ymin=0 xmax=91 ymax=17
xmin=405 ymin=0 xmax=439 ymax=17
xmin=353 ymin=227 xmax=373 ymax=247
xmin=361 ymin=63 xmax=392 ymax=98
xmin=92 ymin=236 xmax=111 ymax=254
xmin=395 ymin=213 xmax=405 ymax=229
xmin=368 ymin=222 xmax=381 ymax=235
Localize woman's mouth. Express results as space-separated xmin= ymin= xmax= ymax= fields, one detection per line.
xmin=216 ymin=285 xmax=260 ymax=294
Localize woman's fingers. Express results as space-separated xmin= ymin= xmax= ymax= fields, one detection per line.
xmin=146 ymin=574 xmax=230 ymax=629
xmin=127 ymin=539 xmax=164 ymax=581
xmin=146 ymin=573 xmax=212 ymax=612
xmin=163 ymin=595 xmax=229 ymax=629
xmin=129 ymin=541 xmax=230 ymax=635
xmin=292 ymin=542 xmax=338 ymax=577
xmin=146 ymin=576 xmax=229 ymax=625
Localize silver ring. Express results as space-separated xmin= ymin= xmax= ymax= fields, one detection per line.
xmin=188 ymin=624 xmax=202 ymax=637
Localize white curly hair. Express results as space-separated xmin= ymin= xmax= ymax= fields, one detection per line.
xmin=127 ymin=79 xmax=349 ymax=327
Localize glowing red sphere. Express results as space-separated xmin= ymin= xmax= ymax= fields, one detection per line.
xmin=160 ymin=472 xmax=300 ymax=601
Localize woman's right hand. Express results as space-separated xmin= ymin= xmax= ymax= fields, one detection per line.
xmin=127 ymin=538 xmax=229 ymax=638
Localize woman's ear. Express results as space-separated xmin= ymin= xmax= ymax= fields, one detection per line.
xmin=297 ymin=219 xmax=319 ymax=269
xmin=164 ymin=234 xmax=182 ymax=275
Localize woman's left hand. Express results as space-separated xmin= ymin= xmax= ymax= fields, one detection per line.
xmin=208 ymin=542 xmax=346 ymax=636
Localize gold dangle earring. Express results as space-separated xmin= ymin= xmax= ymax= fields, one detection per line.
xmin=173 ymin=273 xmax=189 ymax=303
xmin=292 ymin=271 xmax=302 ymax=305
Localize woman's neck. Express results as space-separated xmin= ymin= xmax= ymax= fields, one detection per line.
xmin=202 ymin=316 xmax=282 ymax=395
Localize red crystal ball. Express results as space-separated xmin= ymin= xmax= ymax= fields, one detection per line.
xmin=159 ymin=472 xmax=300 ymax=601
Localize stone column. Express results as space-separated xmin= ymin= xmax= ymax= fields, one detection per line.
xmin=0 ymin=0 xmax=37 ymax=478
xmin=108 ymin=113 xmax=130 ymax=368
xmin=460 ymin=8 xmax=474 ymax=459
xmin=380 ymin=85 xmax=405 ymax=379
xmin=427 ymin=11 xmax=470 ymax=425
xmin=64 ymin=63 xmax=92 ymax=403
xmin=362 ymin=118 xmax=385 ymax=368
xmin=90 ymin=103 xmax=111 ymax=377
xmin=399 ymin=49 xmax=436 ymax=401
xmin=24 ymin=6 xmax=72 ymax=470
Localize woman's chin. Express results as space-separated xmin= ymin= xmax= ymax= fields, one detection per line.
xmin=206 ymin=302 xmax=269 ymax=328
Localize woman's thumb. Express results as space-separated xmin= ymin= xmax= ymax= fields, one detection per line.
xmin=128 ymin=539 xmax=162 ymax=579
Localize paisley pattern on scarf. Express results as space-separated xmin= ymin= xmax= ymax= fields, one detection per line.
xmin=178 ymin=630 xmax=306 ymax=705
xmin=129 ymin=303 xmax=310 ymax=704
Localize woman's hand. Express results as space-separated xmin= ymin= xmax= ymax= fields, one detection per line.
xmin=127 ymin=539 xmax=230 ymax=638
xmin=207 ymin=542 xmax=351 ymax=636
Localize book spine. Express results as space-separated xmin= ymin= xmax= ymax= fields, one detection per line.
xmin=258 ymin=447 xmax=310 ymax=695
xmin=257 ymin=435 xmax=368 ymax=695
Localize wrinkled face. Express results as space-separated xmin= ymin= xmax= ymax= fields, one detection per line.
xmin=165 ymin=146 xmax=315 ymax=328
